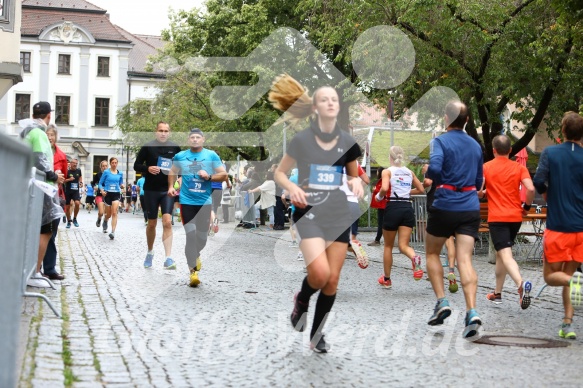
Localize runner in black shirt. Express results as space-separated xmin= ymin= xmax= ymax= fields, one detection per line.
xmin=134 ymin=122 xmax=182 ymax=270
xmin=270 ymin=75 xmax=364 ymax=353
xmin=65 ymin=158 xmax=83 ymax=228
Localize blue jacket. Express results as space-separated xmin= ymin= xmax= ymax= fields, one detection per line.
xmin=426 ymin=129 xmax=483 ymax=211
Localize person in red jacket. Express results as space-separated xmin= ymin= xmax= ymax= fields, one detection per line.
xmin=368 ymin=167 xmax=387 ymax=246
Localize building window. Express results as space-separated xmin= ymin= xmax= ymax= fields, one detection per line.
xmin=15 ymin=94 xmax=31 ymax=121
xmin=55 ymin=96 xmax=71 ymax=125
xmin=20 ymin=52 xmax=31 ymax=73
xmin=97 ymin=57 xmax=109 ymax=77
xmin=95 ymin=98 xmax=109 ymax=127
xmin=58 ymin=54 xmax=71 ymax=74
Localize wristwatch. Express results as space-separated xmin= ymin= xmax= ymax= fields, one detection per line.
xmin=207 ymin=174 xmax=213 ymax=181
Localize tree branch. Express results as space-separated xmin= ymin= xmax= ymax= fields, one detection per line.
xmin=446 ymin=3 xmax=487 ymax=32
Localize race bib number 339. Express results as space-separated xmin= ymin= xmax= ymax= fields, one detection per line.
xmin=308 ymin=165 xmax=342 ymax=190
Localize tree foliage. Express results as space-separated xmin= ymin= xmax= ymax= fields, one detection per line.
xmin=117 ymin=0 xmax=582 ymax=162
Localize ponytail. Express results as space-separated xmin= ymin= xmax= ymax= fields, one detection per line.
xmin=268 ymin=74 xmax=314 ymax=125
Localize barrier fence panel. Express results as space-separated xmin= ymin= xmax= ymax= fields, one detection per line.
xmin=410 ymin=195 xmax=428 ymax=252
xmin=21 ymin=169 xmax=61 ymax=317
xmin=0 ymin=133 xmax=32 ymax=388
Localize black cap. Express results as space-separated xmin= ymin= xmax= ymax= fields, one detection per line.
xmin=189 ymin=128 xmax=204 ymax=136
xmin=32 ymin=101 xmax=53 ymax=115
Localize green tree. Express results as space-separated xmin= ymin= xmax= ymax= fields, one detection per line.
xmin=298 ymin=0 xmax=582 ymax=159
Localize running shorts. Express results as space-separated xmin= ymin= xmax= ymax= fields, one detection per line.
xmin=543 ymin=229 xmax=583 ymax=263
xmin=65 ymin=190 xmax=81 ymax=202
xmin=144 ymin=190 xmax=174 ymax=219
xmin=95 ymin=196 xmax=103 ymax=205
xmin=104 ymin=192 xmax=121 ymax=206
xmin=426 ymin=208 xmax=480 ymax=240
xmin=40 ymin=218 xmax=59 ymax=235
xmin=383 ymin=201 xmax=415 ymax=231
xmin=131 ymin=195 xmax=137 ymax=202
xmin=85 ymin=196 xmax=95 ymax=206
xmin=488 ymin=222 xmax=522 ymax=251
xmin=292 ymin=207 xmax=350 ymax=243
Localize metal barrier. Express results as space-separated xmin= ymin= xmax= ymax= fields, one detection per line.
xmin=22 ymin=168 xmax=60 ymax=317
xmin=0 ymin=134 xmax=32 ymax=388
xmin=410 ymin=195 xmax=428 ymax=252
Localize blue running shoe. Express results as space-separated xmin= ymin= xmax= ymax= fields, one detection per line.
xmin=519 ymin=280 xmax=532 ymax=310
xmin=428 ymin=298 xmax=452 ymax=326
xmin=144 ymin=252 xmax=154 ymax=269
xmin=66 ymin=221 xmax=71 ymax=229
xmin=163 ymin=258 xmax=176 ymax=270
xmin=462 ymin=308 xmax=482 ymax=339
xmin=73 ymin=219 xmax=79 ymax=227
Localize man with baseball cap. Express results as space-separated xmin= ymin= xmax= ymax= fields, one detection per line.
xmin=20 ymin=101 xmax=65 ymax=287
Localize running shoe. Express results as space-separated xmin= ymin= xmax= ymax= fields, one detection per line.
xmin=448 ymin=272 xmax=458 ymax=293
xmin=378 ymin=275 xmax=392 ymax=289
xmin=96 ymin=217 xmax=101 ymax=227
xmin=189 ymin=269 xmax=200 ymax=287
xmin=290 ymin=292 xmax=309 ymax=332
xmin=63 ymin=216 xmax=66 ymax=223
xmin=102 ymin=220 xmax=108 ymax=233
xmin=559 ymin=323 xmax=576 ymax=339
xmin=350 ymin=240 xmax=369 ymax=269
xmin=144 ymin=252 xmax=154 ymax=269
xmin=367 ymin=240 xmax=381 ymax=246
xmin=297 ymin=252 xmax=304 ymax=261
xmin=195 ymin=256 xmax=202 ymax=272
xmin=213 ymin=217 xmax=219 ymax=234
xmin=411 ymin=255 xmax=423 ymax=281
xmin=73 ymin=219 xmax=79 ymax=227
xmin=519 ymin=280 xmax=532 ymax=310
xmin=310 ymin=335 xmax=330 ymax=353
xmin=66 ymin=221 xmax=71 ymax=229
xmin=428 ymin=298 xmax=452 ymax=326
xmin=486 ymin=292 xmax=502 ymax=304
xmin=109 ymin=232 xmax=115 ymax=240
xmin=462 ymin=308 xmax=482 ymax=339
xmin=163 ymin=258 xmax=176 ymax=270
xmin=569 ymin=272 xmax=583 ymax=309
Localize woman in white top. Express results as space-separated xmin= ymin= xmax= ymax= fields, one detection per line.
xmin=249 ymin=171 xmax=277 ymax=228
xmin=376 ymin=146 xmax=425 ymax=288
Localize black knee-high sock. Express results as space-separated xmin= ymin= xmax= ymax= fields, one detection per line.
xmin=311 ymin=292 xmax=336 ymax=339
xmin=297 ymin=277 xmax=318 ymax=304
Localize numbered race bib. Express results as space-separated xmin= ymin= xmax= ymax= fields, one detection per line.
xmin=157 ymin=156 xmax=172 ymax=172
xmin=109 ymin=184 xmax=117 ymax=191
xmin=70 ymin=183 xmax=78 ymax=190
xmin=187 ymin=178 xmax=205 ymax=193
xmin=308 ymin=164 xmax=342 ymax=190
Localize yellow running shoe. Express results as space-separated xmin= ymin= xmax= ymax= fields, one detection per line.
xmin=189 ymin=269 xmax=200 ymax=288
xmin=569 ymin=272 xmax=582 ymax=309
xmin=195 ymin=256 xmax=202 ymax=271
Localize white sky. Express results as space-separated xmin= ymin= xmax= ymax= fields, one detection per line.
xmin=88 ymin=0 xmax=206 ymax=35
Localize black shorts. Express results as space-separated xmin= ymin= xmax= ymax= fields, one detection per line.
xmin=131 ymin=196 xmax=137 ymax=203
xmin=65 ymin=191 xmax=81 ymax=202
xmin=426 ymin=208 xmax=480 ymax=240
xmin=293 ymin=207 xmax=350 ymax=243
xmin=181 ymin=204 xmax=212 ymax=226
xmin=382 ymin=201 xmax=415 ymax=231
xmin=144 ymin=191 xmax=174 ymax=219
xmin=489 ymin=222 xmax=522 ymax=251
xmin=85 ymin=196 xmax=95 ymax=205
xmin=40 ymin=218 xmax=59 ymax=234
xmin=104 ymin=192 xmax=121 ymax=206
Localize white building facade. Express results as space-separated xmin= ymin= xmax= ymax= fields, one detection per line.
xmin=0 ymin=0 xmax=165 ymax=184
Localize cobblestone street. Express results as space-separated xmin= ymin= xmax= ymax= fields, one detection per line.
xmin=18 ymin=210 xmax=583 ymax=387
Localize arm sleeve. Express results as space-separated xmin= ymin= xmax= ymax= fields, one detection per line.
xmin=426 ymin=138 xmax=443 ymax=181
xmin=133 ymin=147 xmax=149 ymax=173
xmin=533 ymin=150 xmax=549 ymax=194
xmin=475 ymin=152 xmax=484 ymax=189
xmin=99 ymin=171 xmax=106 ymax=190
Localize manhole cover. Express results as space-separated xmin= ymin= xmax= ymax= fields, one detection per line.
xmin=475 ymin=335 xmax=570 ymax=348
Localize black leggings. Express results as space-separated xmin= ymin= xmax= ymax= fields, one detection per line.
xmin=180 ymin=204 xmax=212 ymax=270
xmin=375 ymin=207 xmax=385 ymax=242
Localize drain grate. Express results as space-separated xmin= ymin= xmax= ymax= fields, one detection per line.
xmin=475 ymin=335 xmax=570 ymax=348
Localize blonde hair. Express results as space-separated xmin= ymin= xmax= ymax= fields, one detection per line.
xmin=268 ymin=74 xmax=337 ymax=126
xmin=389 ymin=146 xmax=405 ymax=167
